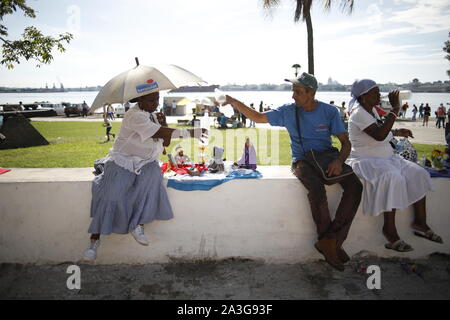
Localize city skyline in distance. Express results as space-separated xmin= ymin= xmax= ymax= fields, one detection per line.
xmin=1 ymin=76 xmax=449 ymax=94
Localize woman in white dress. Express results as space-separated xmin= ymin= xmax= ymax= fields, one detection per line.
xmin=83 ymin=91 xmax=207 ymax=260
xmin=346 ymin=79 xmax=443 ymax=252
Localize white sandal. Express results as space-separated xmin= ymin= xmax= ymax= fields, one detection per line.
xmin=413 ymin=229 xmax=443 ymax=244
xmin=385 ymin=239 xmax=414 ymax=252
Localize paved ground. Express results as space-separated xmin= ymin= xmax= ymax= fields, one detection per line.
xmin=1 ymin=252 xmax=449 ymax=300
xmin=392 ymin=119 xmax=448 ymax=145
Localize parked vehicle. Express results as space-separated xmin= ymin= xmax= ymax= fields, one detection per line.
xmin=23 ymin=104 xmax=39 ymax=110
xmin=0 ymin=104 xmax=19 ymax=111
xmin=114 ymin=104 xmax=124 ymax=118
xmin=63 ymin=102 xmax=82 ymax=117
xmin=39 ymin=103 xmax=65 ymax=116
xmin=0 ymin=103 xmax=27 ymax=111
xmin=115 ymin=103 xmax=135 ymax=118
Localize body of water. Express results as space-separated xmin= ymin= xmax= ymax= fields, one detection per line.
xmin=1 ymin=91 xmax=449 ymax=115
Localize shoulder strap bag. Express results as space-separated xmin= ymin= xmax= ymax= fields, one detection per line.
xmin=295 ymin=106 xmax=354 ymax=185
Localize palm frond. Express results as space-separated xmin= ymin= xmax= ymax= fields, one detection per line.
xmin=321 ymin=0 xmax=353 ymax=13
xmin=339 ymin=0 xmax=354 ymax=14
xmin=264 ymin=0 xmax=354 ymax=22
xmin=262 ymin=0 xmax=281 ymax=9
xmin=323 ymin=0 xmax=331 ymax=11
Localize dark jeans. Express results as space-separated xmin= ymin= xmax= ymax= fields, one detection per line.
xmin=292 ymin=160 xmax=363 ymax=248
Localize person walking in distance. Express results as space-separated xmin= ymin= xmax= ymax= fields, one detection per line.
xmin=423 ymin=103 xmax=431 ymax=126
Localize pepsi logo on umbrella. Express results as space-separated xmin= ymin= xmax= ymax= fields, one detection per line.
xmin=136 ymin=79 xmax=159 ymax=94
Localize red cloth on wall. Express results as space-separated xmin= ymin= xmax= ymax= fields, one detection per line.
xmin=0 ymin=168 xmax=11 ymax=175
xmin=160 ymin=163 xmax=208 ymax=175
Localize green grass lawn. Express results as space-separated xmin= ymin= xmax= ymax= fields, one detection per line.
xmin=0 ymin=120 xmax=446 ymax=168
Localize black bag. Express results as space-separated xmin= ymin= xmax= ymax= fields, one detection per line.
xmin=304 ymin=148 xmax=354 ymax=185
xmin=295 ymin=107 xmax=354 ymax=185
xmin=93 ymin=157 xmax=107 ymax=176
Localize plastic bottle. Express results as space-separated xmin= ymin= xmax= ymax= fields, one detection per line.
xmin=200 ymin=110 xmax=210 ymax=144
xmin=214 ymin=88 xmax=226 ymax=104
xmin=197 ymin=110 xmax=210 ymax=165
xmin=380 ymin=90 xmax=412 ymax=101
xmin=214 ymin=88 xmax=235 ymax=118
xmin=396 ymin=138 xmax=406 ymax=151
xmin=398 ymin=90 xmax=412 ymax=101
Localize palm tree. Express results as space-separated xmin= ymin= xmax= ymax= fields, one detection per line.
xmin=444 ymin=34 xmax=450 ymax=76
xmin=263 ymin=0 xmax=354 ymax=75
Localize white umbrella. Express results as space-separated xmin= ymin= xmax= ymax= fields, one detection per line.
xmin=90 ymin=63 xmax=206 ymax=112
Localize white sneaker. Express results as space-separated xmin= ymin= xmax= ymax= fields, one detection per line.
xmin=83 ymin=239 xmax=100 ymax=260
xmin=131 ymin=225 xmax=149 ymax=246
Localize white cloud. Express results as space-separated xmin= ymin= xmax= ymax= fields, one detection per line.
xmin=389 ymin=0 xmax=450 ymax=34
xmin=313 ymin=28 xmax=447 ymax=84
xmin=1 ymin=0 xmax=449 ymax=87
xmin=371 ymin=27 xmax=416 ymax=39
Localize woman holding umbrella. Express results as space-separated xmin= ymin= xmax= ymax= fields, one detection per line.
xmin=84 ymin=91 xmax=207 ymax=260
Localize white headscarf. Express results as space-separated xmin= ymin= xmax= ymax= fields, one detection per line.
xmin=348 ymin=79 xmax=378 ymax=114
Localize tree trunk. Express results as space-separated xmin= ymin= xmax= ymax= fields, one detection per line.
xmin=305 ymin=12 xmax=314 ymax=75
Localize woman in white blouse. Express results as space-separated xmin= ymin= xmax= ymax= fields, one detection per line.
xmin=84 ymin=91 xmax=206 ymax=260
xmin=346 ymin=79 xmax=443 ymax=252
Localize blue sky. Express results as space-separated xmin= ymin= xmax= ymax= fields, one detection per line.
xmin=1 ymin=0 xmax=449 ymax=88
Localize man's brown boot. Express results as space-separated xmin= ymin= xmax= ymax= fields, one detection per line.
xmin=314 ymin=238 xmax=345 ymax=272
xmin=338 ymin=248 xmax=350 ymax=263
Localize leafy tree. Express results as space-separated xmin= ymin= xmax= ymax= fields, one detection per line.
xmin=263 ymin=0 xmax=354 ymax=75
xmin=444 ymin=33 xmax=450 ymax=77
xmin=0 ymin=0 xmax=73 ymax=69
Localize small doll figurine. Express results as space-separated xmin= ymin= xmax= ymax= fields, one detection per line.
xmin=234 ymin=137 xmax=257 ymax=169
xmin=208 ymin=146 xmax=225 ymax=173
xmin=173 ymin=145 xmax=191 ymax=166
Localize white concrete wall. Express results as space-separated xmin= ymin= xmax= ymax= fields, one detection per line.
xmin=1 ymin=167 xmax=449 ymax=265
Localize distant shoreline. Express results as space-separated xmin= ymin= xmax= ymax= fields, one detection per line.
xmin=0 ymin=88 xmax=100 ymax=94
xmin=1 ymin=80 xmax=450 ymax=94
xmin=1 ymin=88 xmax=449 ymax=94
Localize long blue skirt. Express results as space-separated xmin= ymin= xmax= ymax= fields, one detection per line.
xmin=88 ymin=160 xmax=174 ymax=235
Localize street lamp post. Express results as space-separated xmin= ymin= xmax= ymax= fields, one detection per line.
xmin=292 ymin=64 xmax=301 ymax=77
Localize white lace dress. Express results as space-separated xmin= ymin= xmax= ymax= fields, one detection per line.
xmin=346 ymin=106 xmax=433 ymax=216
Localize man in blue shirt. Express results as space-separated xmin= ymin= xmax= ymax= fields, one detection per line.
xmin=219 ymin=114 xmax=228 ymax=129
xmin=222 ymin=73 xmax=362 ymax=271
